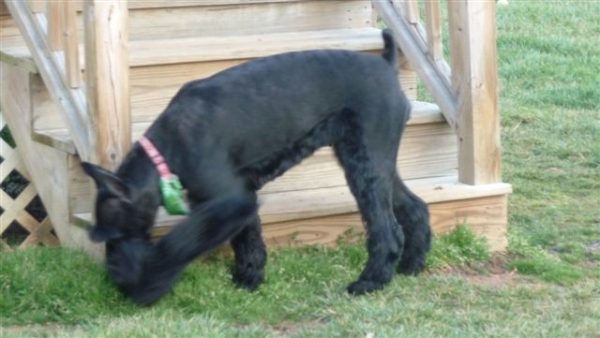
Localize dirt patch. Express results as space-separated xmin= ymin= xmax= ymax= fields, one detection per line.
xmin=434 ymin=253 xmax=520 ymax=288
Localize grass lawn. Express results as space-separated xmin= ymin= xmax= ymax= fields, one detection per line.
xmin=2 ymin=1 xmax=599 ymax=337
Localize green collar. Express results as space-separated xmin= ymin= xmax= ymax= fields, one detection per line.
xmin=139 ymin=136 xmax=188 ymax=215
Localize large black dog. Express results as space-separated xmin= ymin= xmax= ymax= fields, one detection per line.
xmin=82 ymin=29 xmax=431 ymax=305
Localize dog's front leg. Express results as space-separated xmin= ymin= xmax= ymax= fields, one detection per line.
xmin=128 ymin=193 xmax=258 ymax=305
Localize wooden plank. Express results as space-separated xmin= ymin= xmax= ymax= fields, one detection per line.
xmin=62 ymin=0 xmax=310 ymax=11
xmin=65 ymin=110 xmax=456 ymax=216
xmin=429 ymin=194 xmax=508 ymax=252
xmin=405 ymin=0 xmax=420 ymax=24
xmin=63 ymin=0 xmax=80 ymax=88
xmin=127 ymin=0 xmax=305 ymax=8
xmin=30 ymin=27 xmax=417 ymax=130
xmin=127 ymin=0 xmax=373 ymax=40
xmin=258 ymin=176 xmax=511 ymax=225
xmin=84 ymin=0 xmax=131 ymax=170
xmin=424 ymin=0 xmax=443 ymax=62
xmin=128 ymin=28 xmax=383 ymax=67
xmin=373 ymin=0 xmax=458 ymax=131
xmin=257 ymin=194 xmax=508 ymax=251
xmin=73 ymin=175 xmax=511 ymax=241
xmin=447 ymin=1 xmax=501 ymax=184
xmin=46 ymin=1 xmax=63 ymax=51
xmin=4 ymin=1 xmax=92 ymax=160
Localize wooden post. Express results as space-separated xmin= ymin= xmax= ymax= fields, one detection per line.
xmin=84 ymin=0 xmax=131 ymax=170
xmin=447 ymin=0 xmax=501 ymax=185
xmin=64 ymin=1 xmax=81 ymax=88
xmin=424 ymin=0 xmax=442 ymax=62
xmin=47 ymin=1 xmax=63 ymax=51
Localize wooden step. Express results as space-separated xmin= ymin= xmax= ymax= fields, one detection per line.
xmin=30 ymin=27 xmax=417 ymax=131
xmin=33 ymin=100 xmax=444 ymax=154
xmin=128 ymin=27 xmax=383 ymax=67
xmin=72 ymin=175 xmax=512 ymax=228
xmin=52 ymin=100 xmax=458 ymax=216
xmin=72 ymin=174 xmax=511 ymax=250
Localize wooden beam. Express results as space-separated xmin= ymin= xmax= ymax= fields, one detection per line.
xmin=447 ymin=1 xmax=501 ymax=184
xmin=46 ymin=1 xmax=63 ymax=51
xmin=373 ymin=0 xmax=458 ymax=130
xmin=424 ymin=0 xmax=443 ymax=62
xmin=84 ymin=0 xmax=131 ymax=170
xmin=63 ymin=0 xmax=81 ymax=88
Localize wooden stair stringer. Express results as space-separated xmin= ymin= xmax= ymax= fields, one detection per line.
xmin=0 ymin=62 xmax=103 ymax=258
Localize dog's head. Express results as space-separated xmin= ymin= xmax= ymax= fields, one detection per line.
xmin=81 ymin=162 xmax=157 ymax=243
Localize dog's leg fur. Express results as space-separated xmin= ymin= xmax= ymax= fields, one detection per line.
xmin=393 ymin=177 xmax=431 ymax=275
xmin=334 ymin=111 xmax=404 ymax=295
xmin=230 ymin=213 xmax=267 ymax=290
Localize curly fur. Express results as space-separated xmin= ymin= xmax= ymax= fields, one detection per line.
xmin=82 ymin=29 xmax=431 ymax=305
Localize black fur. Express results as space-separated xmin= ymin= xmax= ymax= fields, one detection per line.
xmin=83 ymin=29 xmax=431 ymax=305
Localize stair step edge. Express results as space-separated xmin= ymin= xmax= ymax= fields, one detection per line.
xmin=33 ymin=101 xmax=444 ymax=154
xmin=72 ymin=175 xmax=511 ymax=230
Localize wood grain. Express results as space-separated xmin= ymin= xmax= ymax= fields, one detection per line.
xmin=46 ymin=1 xmax=63 ymax=51
xmin=447 ymin=0 xmax=501 ymax=185
xmin=127 ymin=1 xmax=373 ymax=40
xmin=63 ymin=0 xmax=81 ymax=88
xmin=84 ymin=0 xmax=131 ymax=170
xmin=424 ymin=0 xmax=443 ymax=62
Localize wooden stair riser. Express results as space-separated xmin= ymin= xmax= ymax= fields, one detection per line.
xmin=149 ymin=194 xmax=508 ymax=253
xmin=21 ymin=1 xmax=372 ymax=42
xmin=32 ymin=54 xmax=417 ymax=132
xmin=66 ymin=121 xmax=457 ymax=216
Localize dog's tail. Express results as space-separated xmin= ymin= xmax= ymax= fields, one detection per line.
xmin=381 ymin=29 xmax=398 ymax=71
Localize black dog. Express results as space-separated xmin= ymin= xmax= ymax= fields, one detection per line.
xmin=82 ymin=29 xmax=431 ymax=305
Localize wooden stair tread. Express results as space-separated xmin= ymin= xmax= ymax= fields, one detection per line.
xmin=2 ymin=27 xmax=383 ymax=68
xmin=32 ymin=100 xmax=445 ymax=154
xmin=128 ymin=28 xmax=384 ymax=67
xmin=72 ymin=174 xmax=511 ymax=230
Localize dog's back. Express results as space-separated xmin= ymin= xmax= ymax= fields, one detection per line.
xmin=149 ymin=30 xmax=406 ymax=168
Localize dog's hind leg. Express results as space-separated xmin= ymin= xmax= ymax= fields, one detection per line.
xmin=334 ymin=131 xmax=403 ymax=295
xmin=230 ymin=210 xmax=267 ymax=291
xmin=393 ymin=176 xmax=431 ymax=275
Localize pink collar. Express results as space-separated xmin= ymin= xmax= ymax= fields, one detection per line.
xmin=138 ymin=136 xmax=174 ymax=179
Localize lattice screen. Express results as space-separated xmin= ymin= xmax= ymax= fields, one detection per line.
xmin=0 ymin=114 xmax=58 ymax=250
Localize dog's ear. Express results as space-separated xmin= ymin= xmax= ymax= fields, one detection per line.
xmin=81 ymin=162 xmax=130 ymax=201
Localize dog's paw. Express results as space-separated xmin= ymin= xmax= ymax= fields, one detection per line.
xmin=346 ymin=280 xmax=385 ymax=295
xmin=128 ymin=266 xmax=182 ymax=306
xmin=396 ymin=255 xmax=426 ymax=276
xmin=232 ymin=270 xmax=264 ymax=291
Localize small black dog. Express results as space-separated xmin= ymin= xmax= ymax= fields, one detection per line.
xmin=82 ymin=29 xmax=431 ymax=305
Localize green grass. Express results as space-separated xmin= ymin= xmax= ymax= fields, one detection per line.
xmin=2 ymin=1 xmax=600 ymax=337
